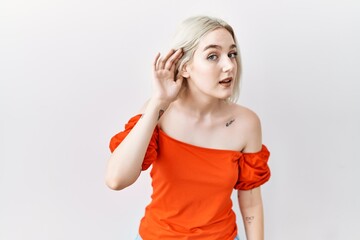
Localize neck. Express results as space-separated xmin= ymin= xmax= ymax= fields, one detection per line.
xmin=177 ymin=90 xmax=228 ymax=119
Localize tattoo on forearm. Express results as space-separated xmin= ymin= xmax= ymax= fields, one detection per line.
xmin=226 ymin=119 xmax=235 ymax=127
xmin=158 ymin=109 xmax=165 ymax=120
xmin=245 ymin=216 xmax=254 ymax=224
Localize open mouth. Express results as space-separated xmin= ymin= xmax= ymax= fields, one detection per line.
xmin=219 ymin=77 xmax=233 ymax=86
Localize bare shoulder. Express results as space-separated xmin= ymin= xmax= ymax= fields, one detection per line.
xmin=229 ymin=104 xmax=261 ymax=128
xmin=228 ymin=103 xmax=263 ymax=152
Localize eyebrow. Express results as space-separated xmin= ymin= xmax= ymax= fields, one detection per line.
xmin=203 ymin=44 xmax=237 ymax=51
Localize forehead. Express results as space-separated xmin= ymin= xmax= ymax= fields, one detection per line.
xmin=198 ymin=28 xmax=235 ymax=49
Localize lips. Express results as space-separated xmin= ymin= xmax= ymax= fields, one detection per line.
xmin=219 ymin=77 xmax=233 ymax=86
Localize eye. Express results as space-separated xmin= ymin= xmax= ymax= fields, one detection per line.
xmin=228 ymin=52 xmax=238 ymax=58
xmin=207 ymin=54 xmax=218 ymax=61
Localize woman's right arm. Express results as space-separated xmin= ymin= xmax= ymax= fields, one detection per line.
xmin=105 ymin=99 xmax=169 ymax=190
xmin=105 ymin=49 xmax=183 ymax=190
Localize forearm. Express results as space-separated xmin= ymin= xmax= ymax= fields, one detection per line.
xmin=238 ymin=188 xmax=264 ymax=240
xmin=241 ymin=202 xmax=264 ymax=240
xmin=105 ymin=98 xmax=169 ymax=190
xmin=106 ymin=48 xmax=183 ymax=190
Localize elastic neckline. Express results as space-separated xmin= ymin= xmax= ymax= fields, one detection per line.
xmin=158 ymin=127 xmax=243 ymax=154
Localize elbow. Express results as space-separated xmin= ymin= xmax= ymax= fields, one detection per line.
xmin=105 ymin=176 xmax=129 ymax=191
xmin=237 ymin=187 xmax=263 ymax=209
xmin=105 ymin=174 xmax=138 ymax=191
xmin=105 ymin=162 xmax=141 ymax=190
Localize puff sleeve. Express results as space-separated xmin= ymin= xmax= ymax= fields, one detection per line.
xmin=109 ymin=114 xmax=158 ymax=170
xmin=234 ymin=145 xmax=271 ymax=190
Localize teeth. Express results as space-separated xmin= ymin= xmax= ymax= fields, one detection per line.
xmin=220 ymin=79 xmax=231 ymax=83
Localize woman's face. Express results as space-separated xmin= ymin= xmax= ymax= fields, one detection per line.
xmin=183 ymin=28 xmax=238 ymax=100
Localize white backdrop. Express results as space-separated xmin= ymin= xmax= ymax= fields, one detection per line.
xmin=1 ymin=0 xmax=359 ymax=239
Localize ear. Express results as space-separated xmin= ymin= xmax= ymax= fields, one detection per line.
xmin=180 ymin=64 xmax=190 ymax=78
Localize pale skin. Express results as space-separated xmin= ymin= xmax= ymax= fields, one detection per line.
xmin=106 ymin=28 xmax=265 ymax=240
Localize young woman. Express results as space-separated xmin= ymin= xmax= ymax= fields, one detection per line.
xmin=106 ymin=16 xmax=271 ymax=240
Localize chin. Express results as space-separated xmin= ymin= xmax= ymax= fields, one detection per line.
xmin=217 ymin=91 xmax=233 ymax=100
xmin=217 ymin=94 xmax=232 ymax=100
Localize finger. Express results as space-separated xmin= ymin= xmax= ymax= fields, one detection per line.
xmin=169 ymin=53 xmax=183 ymax=74
xmin=169 ymin=54 xmax=182 ymax=72
xmin=172 ymin=50 xmax=183 ymax=67
xmin=153 ymin=52 xmax=161 ymax=71
xmin=164 ymin=49 xmax=183 ymax=70
xmin=159 ymin=49 xmax=175 ymax=69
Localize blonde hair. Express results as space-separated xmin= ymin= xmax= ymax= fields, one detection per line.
xmin=171 ymin=16 xmax=242 ymax=102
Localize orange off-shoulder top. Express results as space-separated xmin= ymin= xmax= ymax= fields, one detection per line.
xmin=109 ymin=115 xmax=271 ymax=240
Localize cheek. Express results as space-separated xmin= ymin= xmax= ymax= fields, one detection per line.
xmin=189 ymin=57 xmax=218 ymax=79
xmin=196 ymin=62 xmax=217 ymax=75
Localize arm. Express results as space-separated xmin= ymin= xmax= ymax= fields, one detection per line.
xmin=105 ymin=49 xmax=183 ymax=190
xmin=238 ymin=187 xmax=264 ymax=240
xmin=238 ymin=109 xmax=265 ymax=239
xmin=105 ymin=99 xmax=169 ymax=190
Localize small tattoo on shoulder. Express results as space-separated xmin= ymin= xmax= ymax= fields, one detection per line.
xmin=226 ymin=119 xmax=235 ymax=127
xmin=158 ymin=109 xmax=165 ymax=120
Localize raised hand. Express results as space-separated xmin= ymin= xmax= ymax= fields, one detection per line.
xmin=152 ymin=49 xmax=184 ymax=104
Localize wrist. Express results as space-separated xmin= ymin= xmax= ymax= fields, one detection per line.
xmin=142 ymin=98 xmax=170 ymax=121
xmin=148 ymin=97 xmax=171 ymax=110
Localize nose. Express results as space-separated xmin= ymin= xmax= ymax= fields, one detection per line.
xmin=222 ymin=56 xmax=236 ymax=72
